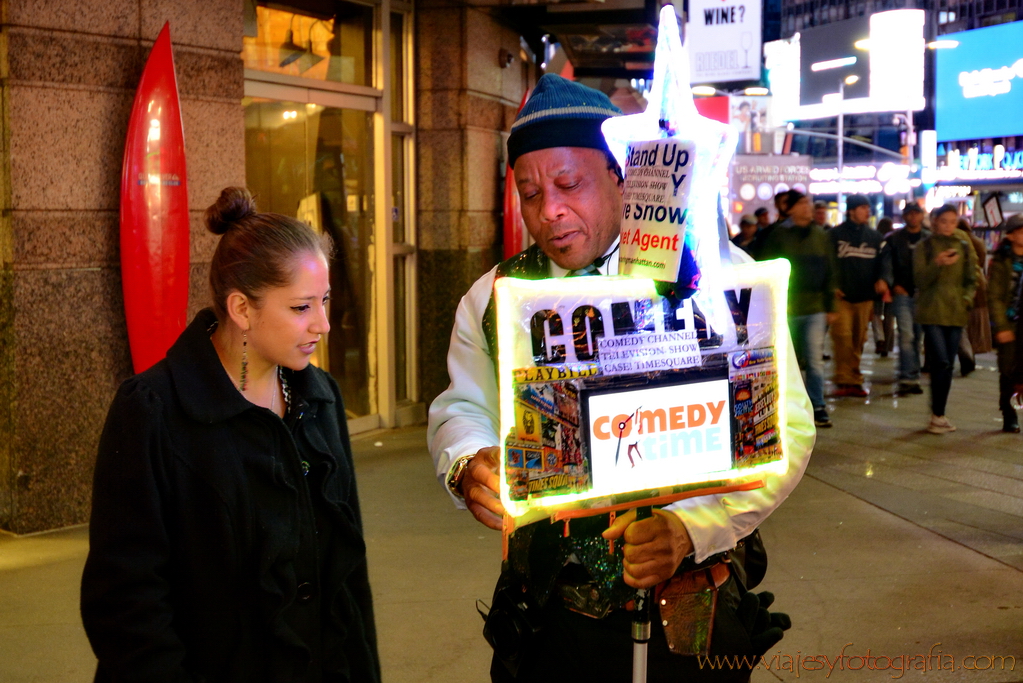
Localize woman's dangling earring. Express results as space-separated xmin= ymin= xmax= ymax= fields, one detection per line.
xmin=240 ymin=332 xmax=248 ymax=392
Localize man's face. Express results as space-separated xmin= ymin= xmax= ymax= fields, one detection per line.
xmin=849 ymin=205 xmax=871 ymax=224
xmin=774 ymin=196 xmax=789 ymax=217
xmin=789 ymin=197 xmax=812 ymax=224
xmin=756 ymin=212 xmax=771 ymax=227
xmin=514 ymin=147 xmax=624 ymax=271
xmin=1007 ymin=228 xmax=1023 ymax=250
xmin=814 ymin=206 xmax=827 ymax=224
xmin=740 ymin=221 xmax=757 ymax=238
xmin=903 ymin=210 xmax=923 ymax=230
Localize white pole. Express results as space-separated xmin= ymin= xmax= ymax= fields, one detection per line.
xmin=837 ymin=80 xmax=845 ymax=215
xmin=906 ymin=108 xmax=915 ymax=204
xmin=631 ymin=506 xmax=653 ymax=683
xmin=632 ymin=641 xmax=649 ymax=683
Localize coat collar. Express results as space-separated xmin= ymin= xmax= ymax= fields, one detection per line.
xmin=166 ymin=308 xmax=335 ymax=424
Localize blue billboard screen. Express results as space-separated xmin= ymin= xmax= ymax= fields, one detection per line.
xmin=936 ymin=22 xmax=1023 ymax=141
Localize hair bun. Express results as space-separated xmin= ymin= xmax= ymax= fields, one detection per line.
xmin=205 ymin=187 xmax=258 ymax=235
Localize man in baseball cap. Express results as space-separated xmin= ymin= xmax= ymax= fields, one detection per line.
xmin=813 ymin=200 xmax=832 ymax=230
xmin=881 ymin=203 xmax=929 ymax=395
xmin=732 ymin=214 xmax=758 ymax=254
xmin=829 ymin=195 xmax=887 ymax=397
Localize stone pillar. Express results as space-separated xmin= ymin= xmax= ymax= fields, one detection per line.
xmin=0 ymin=0 xmax=245 ymax=533
xmin=416 ymin=0 xmax=533 ymax=406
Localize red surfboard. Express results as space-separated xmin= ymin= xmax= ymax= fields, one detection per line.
xmin=120 ymin=22 xmax=189 ymax=374
xmin=502 ymin=89 xmax=530 ymax=260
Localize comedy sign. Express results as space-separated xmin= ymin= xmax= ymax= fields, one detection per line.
xmin=494 ymin=260 xmax=791 ymax=524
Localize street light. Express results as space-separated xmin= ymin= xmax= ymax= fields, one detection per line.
xmin=811 ymin=53 xmax=861 ymax=212
xmin=843 ymin=35 xmax=955 ymax=206
xmin=693 ymin=85 xmax=770 ymax=97
xmin=811 ymin=56 xmax=858 ymax=71
xmin=692 ymin=85 xmax=725 ymax=96
xmin=836 ymin=74 xmax=860 ymax=213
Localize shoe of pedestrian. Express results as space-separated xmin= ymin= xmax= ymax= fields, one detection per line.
xmin=961 ymin=364 xmax=975 ymax=378
xmin=897 ymin=382 xmax=924 ymax=395
xmin=833 ymin=384 xmax=868 ymax=398
xmin=1002 ymin=413 xmax=1020 ymax=433
xmin=927 ymin=415 xmax=957 ymax=434
xmin=822 ymin=354 xmax=831 ymax=361
xmin=813 ymin=410 xmax=832 ymax=428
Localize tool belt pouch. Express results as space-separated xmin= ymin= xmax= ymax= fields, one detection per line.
xmin=484 ymin=580 xmax=543 ymax=677
xmin=657 ymin=567 xmax=720 ymax=656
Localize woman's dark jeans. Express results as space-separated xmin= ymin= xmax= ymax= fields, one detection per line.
xmin=923 ymin=324 xmax=963 ymax=417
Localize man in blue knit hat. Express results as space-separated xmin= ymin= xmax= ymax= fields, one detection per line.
xmin=505 ymin=73 xmax=626 ymax=273
xmin=428 ymin=74 xmax=808 ymax=682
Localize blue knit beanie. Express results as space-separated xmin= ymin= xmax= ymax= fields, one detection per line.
xmin=507 ymin=74 xmax=622 ymax=168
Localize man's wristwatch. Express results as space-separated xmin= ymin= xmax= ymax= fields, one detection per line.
xmin=446 ymin=454 xmax=475 ymax=501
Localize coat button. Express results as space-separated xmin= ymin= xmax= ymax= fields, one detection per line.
xmin=296 ymin=582 xmax=315 ymax=602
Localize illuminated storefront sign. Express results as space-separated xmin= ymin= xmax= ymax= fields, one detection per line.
xmin=924 ymin=145 xmax=1023 ymax=184
xmin=930 ymin=185 xmax=973 ymax=201
xmin=958 ymin=60 xmax=1023 ymax=99
xmin=807 ymin=163 xmax=914 ymax=196
xmin=729 ymin=155 xmax=812 ymax=218
xmin=924 ymin=185 xmax=976 ymax=212
xmin=765 ymin=10 xmax=925 ymax=121
xmin=936 ymin=22 xmax=1023 ymax=141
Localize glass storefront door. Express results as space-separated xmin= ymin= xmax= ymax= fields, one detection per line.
xmin=244 ymin=99 xmax=375 ymax=418
xmin=242 ymin=0 xmax=415 ymax=430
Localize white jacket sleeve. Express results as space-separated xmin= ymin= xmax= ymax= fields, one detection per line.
xmin=426 ymin=267 xmax=501 ymax=508
xmin=663 ymin=329 xmax=815 ymax=562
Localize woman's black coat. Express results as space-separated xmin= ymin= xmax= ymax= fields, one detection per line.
xmin=81 ymin=309 xmax=380 ymax=683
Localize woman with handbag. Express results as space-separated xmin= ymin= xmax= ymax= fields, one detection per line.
xmin=81 ymin=187 xmax=380 ymax=683
xmin=914 ymin=204 xmax=978 ymax=434
xmin=956 ymin=219 xmax=992 ymax=376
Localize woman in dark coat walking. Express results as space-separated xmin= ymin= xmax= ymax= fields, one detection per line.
xmin=81 ymin=187 xmax=380 ymax=683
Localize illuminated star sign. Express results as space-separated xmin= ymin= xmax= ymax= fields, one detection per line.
xmin=602 ymin=5 xmax=739 ymax=341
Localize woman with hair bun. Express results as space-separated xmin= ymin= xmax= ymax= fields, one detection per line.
xmin=81 ymin=187 xmax=380 ymax=683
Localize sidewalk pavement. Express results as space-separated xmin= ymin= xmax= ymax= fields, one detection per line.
xmin=1 ymin=351 xmax=1021 ymax=682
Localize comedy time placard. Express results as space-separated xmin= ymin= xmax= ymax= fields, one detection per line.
xmin=619 ymin=138 xmax=694 ymax=282
xmin=587 ymin=379 xmax=732 ymax=494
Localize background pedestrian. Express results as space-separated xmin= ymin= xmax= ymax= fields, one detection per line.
xmin=914 ymin=204 xmax=978 ymax=434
